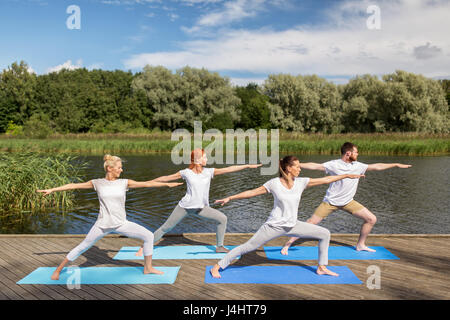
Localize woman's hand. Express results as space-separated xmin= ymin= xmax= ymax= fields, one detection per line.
xmin=248 ymin=164 xmax=263 ymax=169
xmin=214 ymin=197 xmax=231 ymax=206
xmin=36 ymin=189 xmax=53 ymax=196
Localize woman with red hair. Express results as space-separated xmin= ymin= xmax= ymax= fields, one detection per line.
xmin=136 ymin=148 xmax=262 ymax=256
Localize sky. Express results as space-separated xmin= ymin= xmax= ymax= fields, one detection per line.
xmin=0 ymin=0 xmax=449 ymax=85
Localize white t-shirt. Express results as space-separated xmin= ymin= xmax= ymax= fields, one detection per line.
xmin=92 ymin=178 xmax=129 ymax=228
xmin=322 ymin=159 xmax=368 ymax=206
xmin=178 ymin=167 xmax=215 ymax=209
xmin=263 ymin=177 xmax=310 ymax=228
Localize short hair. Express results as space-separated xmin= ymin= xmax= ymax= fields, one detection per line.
xmin=341 ymin=142 xmax=357 ymax=155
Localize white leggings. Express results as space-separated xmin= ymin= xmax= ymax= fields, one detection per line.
xmin=218 ymin=221 xmax=331 ymax=269
xmin=67 ymin=221 xmax=154 ymax=261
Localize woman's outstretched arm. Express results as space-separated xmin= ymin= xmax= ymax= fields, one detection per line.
xmin=127 ymin=180 xmax=183 ymax=189
xmin=214 ymin=185 xmax=268 ymax=206
xmin=307 ymin=174 xmax=364 ymax=188
xmin=37 ymin=181 xmax=94 ymax=196
xmin=214 ymin=164 xmax=262 ymax=176
xmin=151 ymin=171 xmax=182 ymax=182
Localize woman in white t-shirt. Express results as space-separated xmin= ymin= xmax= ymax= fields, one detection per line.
xmin=37 ymin=154 xmax=183 ymax=281
xmin=209 ymin=155 xmax=364 ymax=279
xmin=135 ymin=148 xmax=262 ymax=256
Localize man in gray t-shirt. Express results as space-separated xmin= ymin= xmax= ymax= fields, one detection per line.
xmin=281 ymin=142 xmax=412 ymax=254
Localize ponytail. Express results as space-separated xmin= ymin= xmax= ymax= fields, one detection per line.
xmin=279 ymin=155 xmax=299 ymax=182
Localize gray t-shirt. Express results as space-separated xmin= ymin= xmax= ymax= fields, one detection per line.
xmin=92 ymin=178 xmax=129 ymax=228
xmin=263 ymin=177 xmax=310 ymax=228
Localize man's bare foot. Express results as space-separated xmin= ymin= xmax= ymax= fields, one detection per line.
xmin=135 ymin=247 xmax=144 ymax=257
xmin=51 ymin=270 xmax=60 ymax=280
xmin=356 ymin=245 xmax=376 ymax=252
xmin=215 ymin=246 xmax=230 ymax=253
xmin=210 ymin=264 xmax=221 ymax=278
xmin=316 ymin=265 xmax=339 ymax=276
xmin=143 ymin=267 xmax=164 ymax=275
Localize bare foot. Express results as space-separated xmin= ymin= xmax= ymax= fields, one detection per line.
xmin=210 ymin=264 xmax=221 ymax=279
xmin=356 ymin=245 xmax=376 ymax=252
xmin=135 ymin=247 xmax=144 ymax=257
xmin=280 ymin=245 xmax=290 ymax=256
xmin=51 ymin=270 xmax=60 ymax=280
xmin=316 ymin=266 xmax=339 ymax=276
xmin=215 ymin=246 xmax=230 ymax=253
xmin=144 ymin=267 xmax=164 ymax=275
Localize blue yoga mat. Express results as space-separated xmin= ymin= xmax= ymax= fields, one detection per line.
xmin=17 ymin=266 xmax=180 ymax=285
xmin=205 ymin=265 xmax=362 ymax=284
xmin=264 ymin=246 xmax=399 ymax=260
xmin=113 ymin=245 xmax=239 ymax=260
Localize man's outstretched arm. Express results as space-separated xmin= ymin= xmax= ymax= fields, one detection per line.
xmin=366 ymin=163 xmax=412 ymax=171
xmin=299 ymin=162 xmax=326 ymax=171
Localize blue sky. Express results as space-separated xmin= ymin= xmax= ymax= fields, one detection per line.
xmin=1 ymin=0 xmax=449 ymax=85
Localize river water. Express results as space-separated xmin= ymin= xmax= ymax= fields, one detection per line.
xmin=2 ymin=154 xmax=449 ymax=234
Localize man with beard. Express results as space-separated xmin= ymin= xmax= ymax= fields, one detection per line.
xmin=280 ymin=142 xmax=412 ymax=254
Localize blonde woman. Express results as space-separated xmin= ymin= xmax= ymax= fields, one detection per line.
xmin=37 ymin=154 xmax=182 ymax=280
xmin=135 ymin=148 xmax=262 ymax=256
xmin=210 ymin=155 xmax=365 ymax=279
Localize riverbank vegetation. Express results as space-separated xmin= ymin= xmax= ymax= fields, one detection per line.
xmin=1 ymin=61 xmax=449 ymax=139
xmin=1 ymin=132 xmax=448 ymax=156
xmin=0 ymin=153 xmax=88 ymax=214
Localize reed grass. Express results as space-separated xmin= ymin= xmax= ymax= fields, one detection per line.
xmin=0 ymin=152 xmax=88 ymax=215
xmin=0 ymin=132 xmax=448 ymax=155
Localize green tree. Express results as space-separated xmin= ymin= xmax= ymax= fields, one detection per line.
xmin=0 ymin=61 xmax=37 ymax=132
xmin=132 ymin=65 xmax=240 ymax=131
xmin=235 ymin=83 xmax=271 ymax=130
xmin=263 ymin=74 xmax=342 ymax=132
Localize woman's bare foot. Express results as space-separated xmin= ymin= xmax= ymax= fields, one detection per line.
xmin=51 ymin=270 xmax=60 ymax=280
xmin=143 ymin=267 xmax=164 ymax=275
xmin=356 ymin=245 xmax=376 ymax=252
xmin=281 ymin=245 xmax=290 ymax=255
xmin=135 ymin=247 xmax=144 ymax=257
xmin=215 ymin=246 xmax=230 ymax=253
xmin=316 ymin=265 xmax=339 ymax=276
xmin=210 ymin=264 xmax=221 ymax=278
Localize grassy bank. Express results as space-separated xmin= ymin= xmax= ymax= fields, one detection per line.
xmin=0 ymin=153 xmax=88 ymax=214
xmin=0 ymin=132 xmax=448 ymax=156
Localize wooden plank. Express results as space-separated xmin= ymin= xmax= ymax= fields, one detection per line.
xmin=0 ymin=234 xmax=449 ymax=300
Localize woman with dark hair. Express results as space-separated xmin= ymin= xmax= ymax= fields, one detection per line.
xmin=37 ymin=154 xmax=183 ymax=280
xmin=209 ymin=155 xmax=365 ymax=279
xmin=135 ymin=148 xmax=262 ymax=256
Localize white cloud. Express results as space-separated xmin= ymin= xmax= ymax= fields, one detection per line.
xmin=27 ymin=65 xmax=36 ymax=74
xmin=182 ymin=0 xmax=266 ymax=33
xmin=229 ymin=77 xmax=266 ymax=87
xmin=46 ymin=59 xmax=83 ymax=73
xmin=413 ymin=42 xmax=443 ymax=60
xmin=124 ymin=0 xmax=450 ymax=79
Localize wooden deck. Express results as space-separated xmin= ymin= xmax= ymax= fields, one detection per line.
xmin=0 ymin=233 xmax=449 ymax=300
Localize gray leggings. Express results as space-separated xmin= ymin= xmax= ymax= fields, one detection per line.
xmin=67 ymin=221 xmax=154 ymax=261
xmin=154 ymin=204 xmax=228 ymax=246
xmin=218 ymin=221 xmax=331 ymax=269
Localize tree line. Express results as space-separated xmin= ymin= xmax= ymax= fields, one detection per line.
xmin=1 ymin=61 xmax=448 ymax=137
